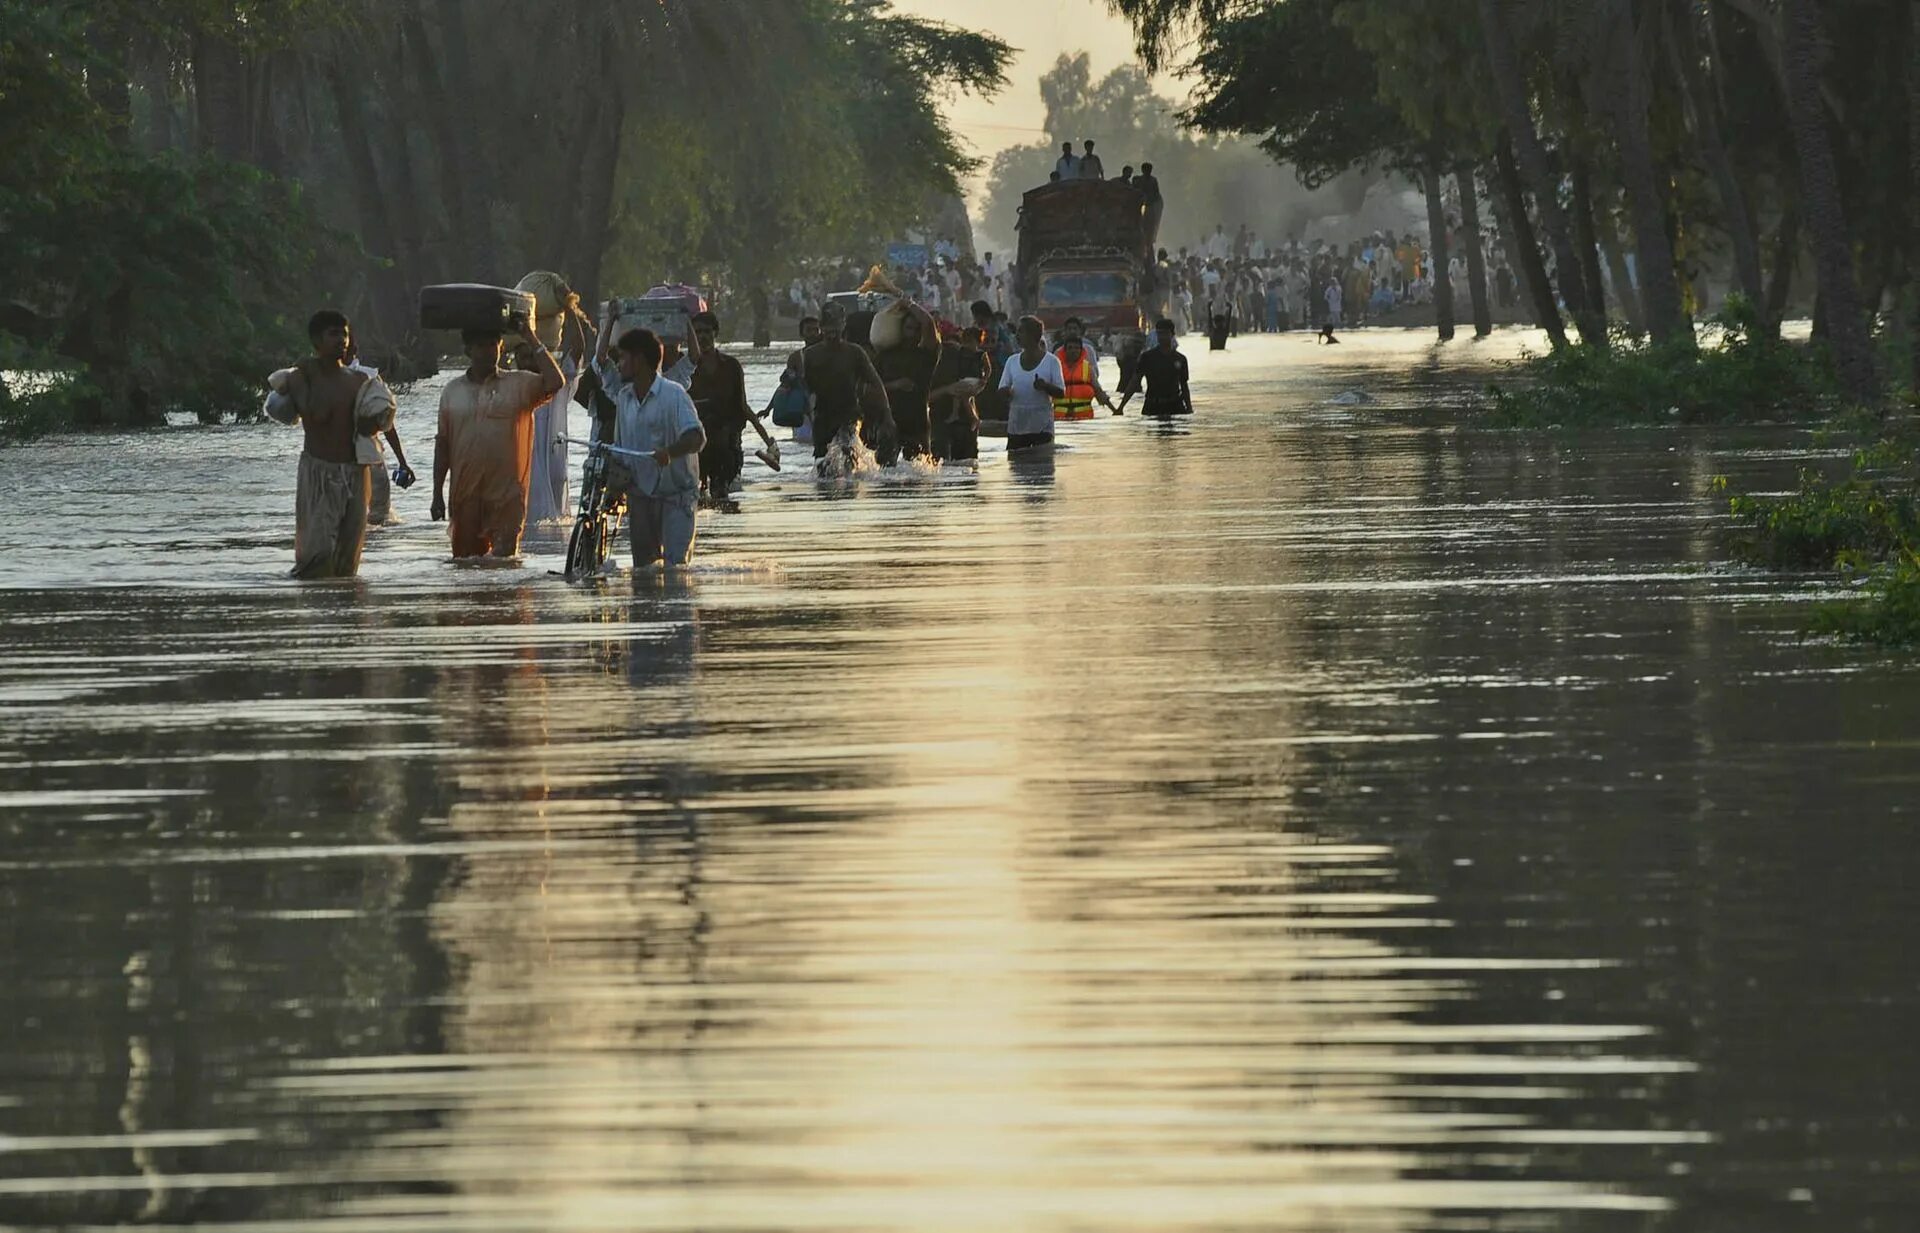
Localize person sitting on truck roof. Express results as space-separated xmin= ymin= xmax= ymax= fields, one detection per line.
xmin=1053 ymin=142 xmax=1079 ymax=181
xmin=1079 ymin=140 xmax=1105 ymax=180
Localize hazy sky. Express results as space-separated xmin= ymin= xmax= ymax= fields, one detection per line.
xmin=890 ymin=0 xmax=1184 ymax=207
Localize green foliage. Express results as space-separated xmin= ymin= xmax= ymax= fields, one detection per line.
xmin=1808 ymin=551 xmax=1920 ymax=647
xmin=1478 ymin=299 xmax=1844 ymax=427
xmin=559 ymin=0 xmax=1007 ymax=310
xmin=1 ymin=0 xmax=323 ymax=435
xmin=1725 ymin=426 xmax=1920 ymax=646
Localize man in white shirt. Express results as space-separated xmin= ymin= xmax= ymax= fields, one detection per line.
xmin=592 ymin=308 xmax=707 ymax=568
xmin=1053 ymin=142 xmax=1079 ymax=181
xmin=1078 ymin=140 xmax=1105 ymax=180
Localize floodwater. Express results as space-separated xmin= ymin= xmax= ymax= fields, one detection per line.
xmin=2 ymin=330 xmax=1917 ymax=1232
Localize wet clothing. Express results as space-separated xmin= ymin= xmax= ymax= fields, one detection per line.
xmin=593 ymin=359 xmax=703 ymax=499
xmin=525 ymin=355 xmax=578 ymax=524
xmin=293 ymin=453 xmax=370 ymax=579
xmin=801 ymin=338 xmax=887 ymax=460
xmin=1007 ymin=431 xmax=1053 ymax=452
xmin=930 ymin=343 xmax=989 ymax=462
xmin=877 ymin=344 xmax=938 ymax=459
xmin=630 ymin=490 xmax=698 ymax=567
xmin=275 ymin=359 xmax=390 ymax=577
xmin=1125 ymin=345 xmax=1192 ymax=417
xmin=690 ymin=351 xmax=750 ymax=498
xmin=437 ymin=368 xmax=550 ymax=558
xmin=593 ymin=358 xmax=703 ymax=567
xmin=998 ymin=350 xmax=1065 ymax=438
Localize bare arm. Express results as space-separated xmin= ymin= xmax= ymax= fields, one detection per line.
xmin=383 ymin=427 xmax=410 ymax=472
xmin=523 ymin=337 xmax=564 ymax=399
xmin=430 ymin=406 xmax=449 ymax=521
xmin=596 ymin=299 xmax=617 ymax=367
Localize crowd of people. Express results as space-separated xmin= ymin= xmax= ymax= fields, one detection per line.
xmin=264 ymin=279 xmax=1196 ymax=581
xmin=1148 ymin=223 xmax=1520 ymax=340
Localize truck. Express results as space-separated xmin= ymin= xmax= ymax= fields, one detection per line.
xmin=1013 ymin=179 xmax=1155 ymax=361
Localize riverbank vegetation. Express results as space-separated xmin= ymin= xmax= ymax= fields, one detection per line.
xmin=1108 ymin=0 xmax=1917 ymax=400
xmin=2 ymin=0 xmax=1006 ymax=438
xmin=1111 ymin=0 xmax=1918 ymax=642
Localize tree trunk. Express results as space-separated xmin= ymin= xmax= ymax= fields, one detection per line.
xmin=1598 ymin=0 xmax=1692 ymax=346
xmin=1477 ymin=0 xmax=1605 ymax=346
xmin=1456 ymin=163 xmax=1494 ymax=337
xmin=1781 ymin=0 xmax=1880 ymax=403
xmin=137 ymin=44 xmax=176 ymax=154
xmin=191 ymin=32 xmax=250 ymax=162
xmin=435 ymin=1 xmax=500 ymax=280
xmin=1598 ymin=202 xmax=1647 ymax=336
xmin=751 ymin=284 xmax=773 ymax=348
xmin=1422 ymin=157 xmax=1455 ymax=342
xmin=1668 ymin=0 xmax=1769 ymax=330
xmin=1569 ymin=155 xmax=1611 ymax=324
xmin=1765 ymin=205 xmax=1800 ymax=326
xmin=326 ymin=62 xmax=413 ymax=353
xmin=86 ymin=17 xmax=132 ymax=145
xmin=1910 ymin=0 xmax=1919 ymax=390
xmin=1493 ymin=135 xmax=1569 ymax=349
xmin=568 ymin=72 xmax=626 ymax=311
xmin=401 ymin=14 xmax=478 ymax=279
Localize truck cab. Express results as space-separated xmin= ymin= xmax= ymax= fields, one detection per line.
xmin=1015 ymin=179 xmax=1154 ymax=362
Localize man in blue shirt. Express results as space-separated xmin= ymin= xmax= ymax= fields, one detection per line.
xmin=594 ymin=304 xmax=707 ymax=568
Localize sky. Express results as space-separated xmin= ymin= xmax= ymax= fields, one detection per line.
xmin=890 ymin=0 xmax=1185 ymax=209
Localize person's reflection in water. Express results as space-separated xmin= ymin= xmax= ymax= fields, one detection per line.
xmin=1006 ymin=446 xmax=1055 ymax=500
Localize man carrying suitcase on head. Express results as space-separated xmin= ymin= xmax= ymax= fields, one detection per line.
xmin=431 ymin=325 xmax=564 ymax=559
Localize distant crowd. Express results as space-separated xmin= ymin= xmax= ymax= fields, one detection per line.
xmin=1153 ymin=222 xmax=1524 ymax=336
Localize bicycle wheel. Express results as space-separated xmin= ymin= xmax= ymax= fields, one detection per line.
xmin=564 ymin=515 xmax=599 ymax=579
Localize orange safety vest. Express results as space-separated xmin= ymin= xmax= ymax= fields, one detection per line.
xmin=1052 ymin=347 xmax=1096 ymax=421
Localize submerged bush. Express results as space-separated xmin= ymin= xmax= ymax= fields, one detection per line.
xmin=1725 ymin=425 xmax=1920 ymax=646
xmin=1480 ymin=299 xmax=1844 ymax=427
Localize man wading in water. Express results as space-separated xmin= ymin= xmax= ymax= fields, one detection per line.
xmin=801 ymin=301 xmax=892 ymax=472
xmin=688 ymin=309 xmax=779 ymax=511
xmin=593 ymin=308 xmax=706 ymax=568
xmin=431 ymin=326 xmax=564 ymax=559
xmin=1117 ymin=318 xmax=1193 ymax=418
xmin=272 ymin=310 xmax=395 ymax=579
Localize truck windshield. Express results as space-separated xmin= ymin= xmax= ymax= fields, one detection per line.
xmin=1039 ymin=272 xmax=1130 ymax=306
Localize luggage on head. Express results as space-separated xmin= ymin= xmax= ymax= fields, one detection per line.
xmin=419 ymin=284 xmax=537 ymax=334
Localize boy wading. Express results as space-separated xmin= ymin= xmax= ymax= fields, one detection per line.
xmin=270 ymin=310 xmax=395 ymax=579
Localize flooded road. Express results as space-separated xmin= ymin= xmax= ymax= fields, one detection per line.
xmin=3 ymin=330 xmax=1918 ymax=1231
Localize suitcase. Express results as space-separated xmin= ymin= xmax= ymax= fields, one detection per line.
xmin=419 ymin=284 xmax=536 ymax=333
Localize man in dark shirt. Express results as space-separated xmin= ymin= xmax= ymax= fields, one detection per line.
xmin=875 ymin=299 xmax=941 ymax=461
xmin=929 ymin=326 xmax=991 ymax=462
xmin=1135 ymin=161 xmax=1164 ymax=248
xmin=801 ymin=301 xmax=891 ymax=466
xmin=687 ymin=310 xmax=770 ymax=509
xmin=1117 ymin=318 xmax=1193 ymax=418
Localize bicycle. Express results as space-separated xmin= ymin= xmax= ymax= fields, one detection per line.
xmin=557 ymin=434 xmax=637 ymax=580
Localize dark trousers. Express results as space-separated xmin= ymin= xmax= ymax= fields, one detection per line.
xmin=933 ymin=418 xmax=978 ymax=462
xmin=700 ymin=434 xmax=743 ymax=495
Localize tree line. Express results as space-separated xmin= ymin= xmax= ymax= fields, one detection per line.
xmin=1 ymin=0 xmax=1008 ymax=432
xmin=1109 ymin=0 xmax=1918 ymax=404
